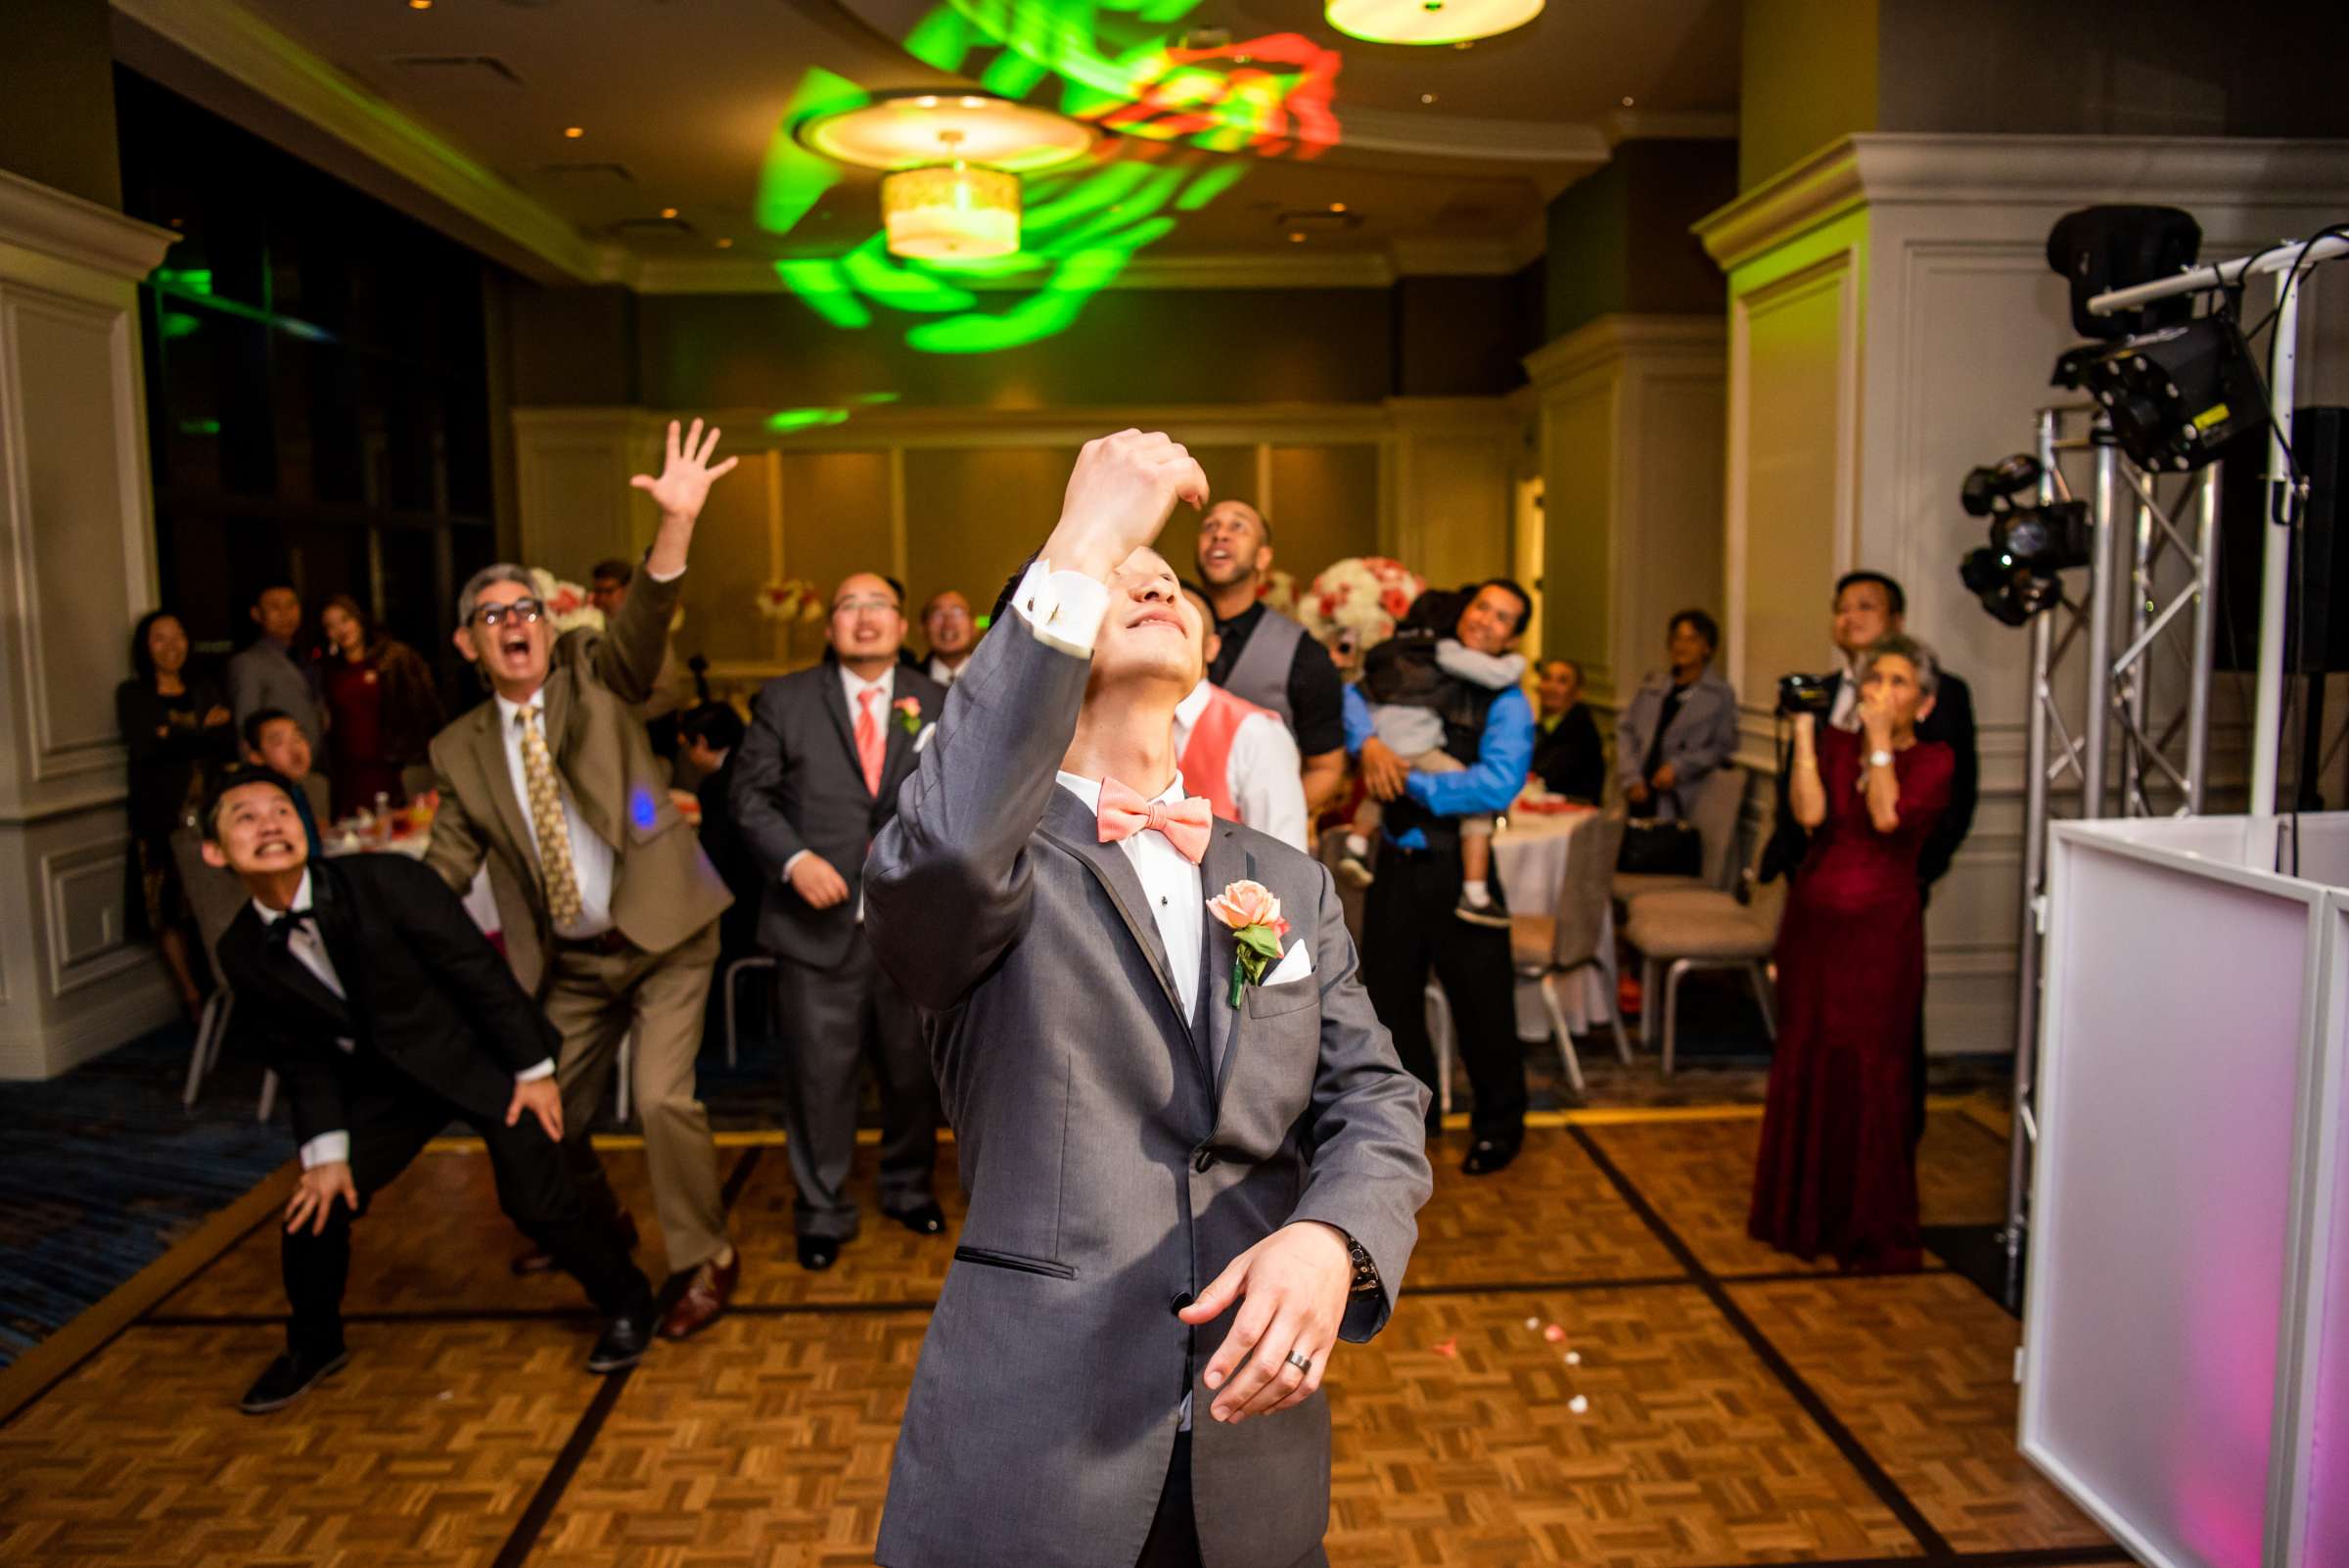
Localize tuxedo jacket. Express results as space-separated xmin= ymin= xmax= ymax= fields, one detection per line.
xmin=1762 ymin=668 xmax=1979 ymax=889
xmin=423 ymin=567 xmax=731 ymax=993
xmin=729 ymin=660 xmax=944 ymax=968
xmin=216 ymin=854 xmax=560 ymax=1152
xmin=864 ymin=620 xmax=1432 ymax=1568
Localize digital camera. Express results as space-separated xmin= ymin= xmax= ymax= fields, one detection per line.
xmin=1777 ymin=672 xmax=1838 ymax=716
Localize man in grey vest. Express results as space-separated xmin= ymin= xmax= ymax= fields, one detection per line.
xmin=1195 ymin=502 xmax=1348 ymax=817
xmin=867 ymin=433 xmax=1431 ymax=1568
xmin=227 ymin=581 xmax=327 ymax=762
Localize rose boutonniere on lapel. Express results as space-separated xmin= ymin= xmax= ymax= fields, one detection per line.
xmin=893 ymin=695 xmax=922 ymax=735
xmin=1207 ymin=880 xmax=1290 ymax=1008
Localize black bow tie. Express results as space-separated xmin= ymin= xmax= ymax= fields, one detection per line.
xmin=265 ymin=908 xmax=317 ymax=953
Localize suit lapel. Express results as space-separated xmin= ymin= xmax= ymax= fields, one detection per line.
xmin=1199 ymin=825 xmax=1248 ymax=1110
xmin=306 ymin=865 xmax=371 ymax=1037
xmin=239 ymin=911 xmax=353 ymax=1033
xmin=468 ymin=702 xmax=540 ymax=881
xmin=1037 ymin=789 xmax=1207 ymax=1084
xmin=880 ymin=688 xmax=916 ymax=798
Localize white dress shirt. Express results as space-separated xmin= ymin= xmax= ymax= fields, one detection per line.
xmin=257 ymin=869 xmax=551 ymax=1171
xmin=1051 ymin=770 xmax=1205 ymax=1023
xmin=493 ymin=690 xmax=619 ymax=939
xmin=927 ymin=655 xmax=968 ymax=688
xmin=1172 ymin=680 xmax=1308 ymax=852
xmin=1830 ymin=659 xmax=1863 ymax=732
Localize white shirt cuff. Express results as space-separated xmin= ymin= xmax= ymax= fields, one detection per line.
xmin=1012 ymin=558 xmax=1110 ymax=659
xmin=645 ymin=559 xmax=685 ymax=584
xmin=516 ymin=1058 xmax=556 ymax=1084
xmin=300 ymin=1130 xmax=350 ymax=1170
xmin=782 ymin=848 xmax=809 ymax=882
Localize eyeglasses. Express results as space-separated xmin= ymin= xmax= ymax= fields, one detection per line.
xmin=473 ymin=598 xmax=545 ymax=628
xmin=833 ymin=597 xmax=899 ymax=616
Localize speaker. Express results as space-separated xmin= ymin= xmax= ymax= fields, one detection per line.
xmin=2216 ymin=407 xmax=2346 ymax=673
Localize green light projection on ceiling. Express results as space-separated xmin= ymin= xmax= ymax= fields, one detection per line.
xmin=751 ymin=0 xmax=1336 ymax=357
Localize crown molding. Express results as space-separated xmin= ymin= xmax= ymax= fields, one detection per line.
xmin=110 ymin=0 xmax=599 ymax=283
xmin=0 ymin=169 xmax=179 ymax=281
xmin=1521 ymin=312 xmax=1725 ymax=390
xmin=1697 ymin=132 xmax=2349 ymax=273
xmin=627 ymin=249 xmax=1401 ymax=295
xmin=1333 ymin=107 xmax=1611 ymax=167
xmin=1391 ymin=219 xmax=1545 ymax=278
xmin=1604 ymin=111 xmax=1739 ymax=149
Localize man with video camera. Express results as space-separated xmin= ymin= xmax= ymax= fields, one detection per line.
xmin=1761 ymin=571 xmax=1978 ymax=1139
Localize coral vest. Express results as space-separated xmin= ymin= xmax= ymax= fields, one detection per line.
xmin=1177 ymin=685 xmax=1276 ymax=826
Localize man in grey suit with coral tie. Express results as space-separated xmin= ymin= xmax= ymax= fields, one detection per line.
xmin=865 ymin=433 xmax=1433 ymax=1568
xmin=732 ymin=572 xmax=947 ymax=1271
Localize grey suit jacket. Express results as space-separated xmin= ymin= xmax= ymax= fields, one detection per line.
xmin=226 ymin=641 xmax=326 ymax=756
xmin=865 ymin=618 xmax=1432 ymax=1568
xmin=1613 ymin=667 xmax=1740 ymax=820
xmin=730 ymin=662 xmax=944 ymax=967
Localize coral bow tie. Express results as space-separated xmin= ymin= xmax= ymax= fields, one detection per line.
xmin=1095 ymin=778 xmax=1212 ymax=864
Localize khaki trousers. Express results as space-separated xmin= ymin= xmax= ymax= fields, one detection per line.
xmin=542 ymin=918 xmax=727 ymax=1272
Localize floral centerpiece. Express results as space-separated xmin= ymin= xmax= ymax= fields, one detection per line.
xmin=530 ymin=569 xmax=604 ymax=635
xmin=757 ymin=577 xmax=827 ymax=623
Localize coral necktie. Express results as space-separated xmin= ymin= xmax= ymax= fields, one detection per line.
xmin=854 ymin=687 xmax=886 ymax=797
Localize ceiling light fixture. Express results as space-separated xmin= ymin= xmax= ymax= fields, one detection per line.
xmin=796 ymin=90 xmax=1093 ymax=175
xmin=1621 ymin=95 xmax=1635 ymax=107
xmin=1325 ymin=0 xmax=1542 ymax=46
xmin=408 ymin=0 xmax=432 ymax=9
xmin=1328 ymin=202 xmax=1347 ymax=213
xmin=715 ymin=238 xmax=735 ymax=249
xmin=1289 ymin=232 xmax=1307 ymax=243
xmin=563 ymin=125 xmax=584 ymax=138
xmin=660 ymin=207 xmax=679 ymax=219
xmin=882 ymin=162 xmax=1021 ymax=260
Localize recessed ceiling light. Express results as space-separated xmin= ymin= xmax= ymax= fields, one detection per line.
xmin=1329 ymin=202 xmax=1347 ymax=212
xmin=408 ymin=0 xmax=432 ymax=9
xmin=660 ymin=207 xmax=679 ymax=219
xmin=1419 ymin=93 xmax=1438 ymax=105
xmin=1621 ymin=95 xmax=1635 ymax=107
xmin=564 ymin=126 xmax=584 ymax=138
xmin=1328 ymin=0 xmax=1542 ymax=46
xmin=715 ymin=238 xmax=734 ymax=249
xmin=1289 ymin=232 xmax=1307 ymax=243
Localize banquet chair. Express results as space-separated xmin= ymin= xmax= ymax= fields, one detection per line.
xmin=1620 ymin=836 xmax=1786 ymax=1076
xmin=1424 ymin=982 xmax=1454 ymax=1119
xmin=721 ymin=953 xmax=775 ymax=1067
xmin=1510 ymin=814 xmax=1632 ymax=1097
xmin=1610 ymin=764 xmax=1746 ymax=906
xmin=169 ymin=827 xmax=279 ymax=1118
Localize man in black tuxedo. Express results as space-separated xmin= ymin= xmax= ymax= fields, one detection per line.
xmin=1761 ymin=571 xmax=1979 ymax=1137
xmin=731 ymin=573 xmax=947 ymax=1270
xmin=203 ymin=767 xmax=656 ymax=1414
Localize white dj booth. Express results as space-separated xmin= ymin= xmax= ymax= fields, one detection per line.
xmin=2023 ymin=813 xmax=2349 ymax=1568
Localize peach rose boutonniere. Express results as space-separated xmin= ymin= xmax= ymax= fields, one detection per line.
xmin=1207 ymin=879 xmax=1290 ymax=1008
xmin=893 ymin=695 xmax=922 ymax=735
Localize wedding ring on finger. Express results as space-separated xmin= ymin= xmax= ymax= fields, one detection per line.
xmin=1286 ymin=1351 xmax=1313 ymax=1375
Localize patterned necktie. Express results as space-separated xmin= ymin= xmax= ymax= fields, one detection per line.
xmin=518 ymin=705 xmax=583 ymax=925
xmin=853 ymin=686 xmax=885 ymax=797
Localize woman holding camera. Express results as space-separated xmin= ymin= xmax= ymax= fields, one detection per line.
xmin=1750 ymin=634 xmax=1954 ymax=1272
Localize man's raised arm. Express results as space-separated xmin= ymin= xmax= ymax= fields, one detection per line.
xmin=864 ymin=432 xmax=1208 ymax=1011
xmin=591 ymin=418 xmax=737 ymax=702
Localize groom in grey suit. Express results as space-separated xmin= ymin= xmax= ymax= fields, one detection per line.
xmin=866 ymin=432 xmax=1432 ymax=1568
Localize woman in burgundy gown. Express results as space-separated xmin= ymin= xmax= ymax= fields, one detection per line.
xmin=317 ymin=595 xmax=445 ymax=819
xmin=1750 ymin=635 xmax=1953 ymax=1272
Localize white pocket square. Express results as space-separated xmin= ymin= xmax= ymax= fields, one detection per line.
xmin=914 ymin=721 xmax=938 ymax=754
xmin=1263 ymin=939 xmax=1314 ymax=987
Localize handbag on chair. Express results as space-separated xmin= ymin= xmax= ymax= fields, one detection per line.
xmin=1616 ymin=818 xmax=1701 ymax=877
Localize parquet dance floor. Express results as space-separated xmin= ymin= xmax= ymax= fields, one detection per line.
xmin=0 ymin=1109 xmax=2124 ymax=1568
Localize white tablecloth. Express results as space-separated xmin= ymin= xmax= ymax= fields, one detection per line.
xmin=325 ymin=830 xmax=500 ymax=934
xmin=1492 ymin=806 xmax=1613 ymax=1039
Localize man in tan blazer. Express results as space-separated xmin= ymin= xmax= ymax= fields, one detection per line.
xmin=425 ymin=418 xmax=741 ymax=1340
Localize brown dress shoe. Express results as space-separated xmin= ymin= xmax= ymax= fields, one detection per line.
xmin=513 ymin=1210 xmax=638 ymax=1276
xmin=658 ymin=1251 xmax=738 ymax=1340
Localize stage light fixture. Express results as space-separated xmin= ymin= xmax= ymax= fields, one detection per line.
xmin=1954 ymin=458 xmax=2092 ymax=626
xmin=2070 ymin=316 xmax=2269 ymax=473
xmin=1326 ymin=0 xmax=1542 ymax=45
xmin=2046 ymin=206 xmax=2202 ymax=342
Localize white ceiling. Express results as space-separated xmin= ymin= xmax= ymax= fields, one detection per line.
xmin=123 ymin=0 xmax=1740 ymax=283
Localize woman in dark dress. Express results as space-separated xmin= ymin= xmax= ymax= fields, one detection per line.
xmin=1750 ymin=634 xmax=1954 ymax=1272
xmin=116 ymin=610 xmax=237 ymax=1014
xmin=317 ymin=595 xmax=444 ymax=819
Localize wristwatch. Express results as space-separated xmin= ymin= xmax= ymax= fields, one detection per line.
xmin=1866 ymin=749 xmax=1895 ymax=769
xmin=1345 ymin=1233 xmax=1381 ymax=1297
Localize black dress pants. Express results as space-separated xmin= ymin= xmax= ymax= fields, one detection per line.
xmin=1361 ymin=843 xmax=1528 ymax=1145
xmin=282 ymin=1056 xmax=653 ymax=1359
xmin=1135 ymin=1431 xmax=1199 ymax=1568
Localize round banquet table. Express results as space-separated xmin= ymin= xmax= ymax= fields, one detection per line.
xmin=324 ymin=826 xmax=501 ymax=935
xmin=1490 ymin=802 xmax=1614 ymax=1040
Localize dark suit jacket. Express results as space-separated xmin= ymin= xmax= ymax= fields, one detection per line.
xmin=1762 ymin=668 xmax=1979 ymax=888
xmin=694 ymin=752 xmax=762 ymax=956
xmin=1532 ymin=703 xmax=1605 ymax=802
xmin=730 ymin=661 xmax=945 ymax=967
xmin=216 ymin=854 xmax=559 ymax=1152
